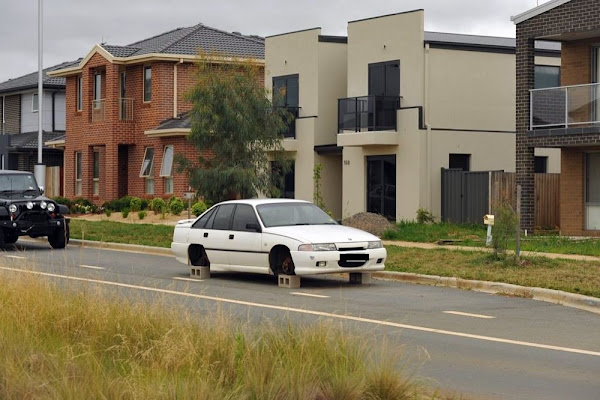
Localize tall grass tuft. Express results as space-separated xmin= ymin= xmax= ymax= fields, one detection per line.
xmin=0 ymin=270 xmax=440 ymax=399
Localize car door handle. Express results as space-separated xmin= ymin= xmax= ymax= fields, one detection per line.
xmin=203 ymin=232 xmax=208 ymax=238
xmin=229 ymin=234 xmax=234 ymax=240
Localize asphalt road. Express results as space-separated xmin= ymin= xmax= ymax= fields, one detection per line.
xmin=1 ymin=240 xmax=599 ymax=400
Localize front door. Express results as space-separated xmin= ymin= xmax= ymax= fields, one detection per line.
xmin=117 ymin=145 xmax=129 ymax=198
xmin=367 ymin=155 xmax=396 ymax=220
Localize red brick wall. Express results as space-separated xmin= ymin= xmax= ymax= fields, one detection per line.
xmin=65 ymin=51 xmax=265 ymax=205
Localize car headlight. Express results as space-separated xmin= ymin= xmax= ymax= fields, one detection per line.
xmin=8 ymin=204 xmax=17 ymax=213
xmin=298 ymin=243 xmax=337 ymax=251
xmin=367 ymin=240 xmax=383 ymax=249
xmin=47 ymin=202 xmax=56 ymax=212
xmin=26 ymin=201 xmax=34 ymax=210
xmin=40 ymin=201 xmax=47 ymax=209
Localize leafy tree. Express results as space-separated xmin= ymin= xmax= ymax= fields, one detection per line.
xmin=178 ymin=52 xmax=293 ymax=204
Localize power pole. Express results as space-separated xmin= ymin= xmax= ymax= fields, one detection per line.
xmin=34 ymin=0 xmax=46 ymax=190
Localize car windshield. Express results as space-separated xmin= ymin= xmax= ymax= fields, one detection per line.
xmin=256 ymin=202 xmax=337 ymax=227
xmin=0 ymin=174 xmax=40 ymax=194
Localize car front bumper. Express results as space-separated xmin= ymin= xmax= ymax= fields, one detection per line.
xmin=0 ymin=217 xmax=66 ymax=237
xmin=290 ymin=247 xmax=387 ymax=275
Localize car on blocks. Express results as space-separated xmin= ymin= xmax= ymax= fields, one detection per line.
xmin=0 ymin=170 xmax=70 ymax=248
xmin=171 ymin=199 xmax=386 ymax=284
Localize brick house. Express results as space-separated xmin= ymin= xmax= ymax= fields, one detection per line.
xmin=48 ymin=23 xmax=264 ymax=204
xmin=513 ymin=0 xmax=600 ymax=235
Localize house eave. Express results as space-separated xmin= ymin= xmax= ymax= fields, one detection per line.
xmin=144 ymin=128 xmax=191 ymax=138
xmin=511 ymin=0 xmax=572 ymax=24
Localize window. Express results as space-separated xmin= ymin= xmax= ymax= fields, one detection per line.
xmin=534 ymin=156 xmax=548 ymax=173
xmin=232 ymin=204 xmax=260 ymax=232
xmin=192 ymin=207 xmax=215 ymax=229
xmin=94 ymin=74 xmax=102 ymax=101
xmin=449 ymin=154 xmax=471 ymax=171
xmin=140 ymin=148 xmax=154 ymax=177
xmin=160 ymin=145 xmax=174 ymax=194
xmin=534 ymin=66 xmax=560 ymax=89
xmin=586 ymin=153 xmax=600 ymax=229
xmin=369 ymin=60 xmax=400 ymax=97
xmin=272 ymin=75 xmax=298 ymax=107
xmin=140 ymin=147 xmax=154 ymax=194
xmin=271 ymin=161 xmax=295 ymax=198
xmin=32 ymin=93 xmax=39 ymax=112
xmin=93 ymin=151 xmax=100 ymax=195
xmin=76 ymin=76 xmax=83 ymax=111
xmin=143 ymin=66 xmax=152 ymax=102
xmin=75 ymin=152 xmax=82 ymax=195
xmin=212 ymin=204 xmax=235 ymax=230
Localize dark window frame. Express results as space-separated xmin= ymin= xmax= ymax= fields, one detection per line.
xmin=368 ymin=60 xmax=400 ymax=97
xmin=534 ymin=156 xmax=548 ymax=173
xmin=76 ymin=75 xmax=83 ymax=111
xmin=143 ymin=66 xmax=152 ymax=102
xmin=534 ymin=65 xmax=561 ymax=89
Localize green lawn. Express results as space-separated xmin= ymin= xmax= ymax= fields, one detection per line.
xmin=385 ymin=246 xmax=600 ymax=298
xmin=383 ymin=221 xmax=600 ymax=257
xmin=69 ymin=219 xmax=174 ymax=248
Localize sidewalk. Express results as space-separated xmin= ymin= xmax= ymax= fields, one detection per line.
xmin=382 ymin=240 xmax=600 ymax=262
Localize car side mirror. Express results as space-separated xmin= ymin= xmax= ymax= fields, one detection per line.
xmin=246 ymin=223 xmax=261 ymax=232
xmin=39 ymin=186 xmax=44 ymax=195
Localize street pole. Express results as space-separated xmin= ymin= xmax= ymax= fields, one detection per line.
xmin=34 ymin=0 xmax=46 ymax=190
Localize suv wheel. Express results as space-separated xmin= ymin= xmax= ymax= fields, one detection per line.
xmin=49 ymin=222 xmax=69 ymax=249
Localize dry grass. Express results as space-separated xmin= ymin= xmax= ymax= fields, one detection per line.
xmin=0 ymin=268 xmax=448 ymax=400
xmin=385 ymin=246 xmax=600 ymax=298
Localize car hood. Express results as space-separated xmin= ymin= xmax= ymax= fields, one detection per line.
xmin=264 ymin=224 xmax=379 ymax=244
xmin=0 ymin=194 xmax=48 ymax=204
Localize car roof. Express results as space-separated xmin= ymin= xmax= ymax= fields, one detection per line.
xmin=217 ymin=199 xmax=311 ymax=206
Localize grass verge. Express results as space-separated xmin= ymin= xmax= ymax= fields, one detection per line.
xmin=383 ymin=221 xmax=600 ymax=257
xmin=385 ymin=246 xmax=600 ymax=298
xmin=0 ymin=269 xmax=446 ymax=400
xmin=70 ymin=219 xmax=174 ymax=248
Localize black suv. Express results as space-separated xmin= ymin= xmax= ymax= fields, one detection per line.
xmin=0 ymin=170 xmax=70 ymax=248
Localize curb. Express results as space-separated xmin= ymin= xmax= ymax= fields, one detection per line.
xmin=372 ymin=271 xmax=600 ymax=315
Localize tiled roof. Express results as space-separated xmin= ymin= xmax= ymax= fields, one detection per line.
xmin=101 ymin=23 xmax=264 ymax=59
xmin=0 ymin=60 xmax=81 ymax=94
xmin=7 ymin=131 xmax=66 ymax=150
xmin=153 ymin=112 xmax=191 ymax=130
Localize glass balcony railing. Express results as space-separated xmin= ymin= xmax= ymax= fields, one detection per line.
xmin=530 ymin=82 xmax=600 ymax=129
xmin=338 ymin=95 xmax=400 ymax=133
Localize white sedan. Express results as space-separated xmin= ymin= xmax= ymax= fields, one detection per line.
xmin=171 ymin=199 xmax=386 ymax=276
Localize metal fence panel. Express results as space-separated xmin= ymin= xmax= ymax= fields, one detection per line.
xmin=462 ymin=171 xmax=489 ymax=224
xmin=441 ymin=168 xmax=463 ymax=223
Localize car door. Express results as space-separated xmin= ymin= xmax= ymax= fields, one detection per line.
xmin=227 ymin=204 xmax=268 ymax=273
xmin=188 ymin=204 xmax=234 ymax=269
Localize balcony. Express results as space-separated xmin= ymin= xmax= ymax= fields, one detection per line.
xmin=338 ymin=96 xmax=400 ymax=133
xmin=530 ymin=82 xmax=600 ymax=133
xmin=275 ymin=106 xmax=300 ymax=139
xmin=91 ymin=99 xmax=105 ymax=123
xmin=119 ymin=98 xmax=134 ymax=121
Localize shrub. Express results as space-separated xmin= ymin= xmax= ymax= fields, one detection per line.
xmin=416 ymin=208 xmax=435 ymax=224
xmin=71 ymin=198 xmax=97 ymax=214
xmin=138 ymin=210 xmax=147 ymax=220
xmin=169 ymin=197 xmax=184 ymax=216
xmin=122 ymin=208 xmax=130 ymax=218
xmin=191 ymin=201 xmax=208 ymax=217
xmin=151 ymin=198 xmax=167 ymax=215
xmin=129 ymin=197 xmax=142 ymax=212
xmin=492 ymin=203 xmax=518 ymax=257
xmin=52 ymin=196 xmax=72 ymax=208
xmin=105 ymin=209 xmax=112 ymax=217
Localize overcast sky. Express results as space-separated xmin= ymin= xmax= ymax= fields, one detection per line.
xmin=0 ymin=0 xmax=546 ymax=83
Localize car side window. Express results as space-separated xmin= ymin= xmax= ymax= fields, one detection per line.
xmin=232 ymin=204 xmax=260 ymax=232
xmin=212 ymin=204 xmax=235 ymax=230
xmin=191 ymin=207 xmax=215 ymax=229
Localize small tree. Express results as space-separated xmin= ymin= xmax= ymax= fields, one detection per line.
xmin=178 ymin=52 xmax=293 ymax=204
xmin=492 ymin=203 xmax=518 ymax=257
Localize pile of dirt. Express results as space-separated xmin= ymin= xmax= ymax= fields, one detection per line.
xmin=342 ymin=212 xmax=395 ymax=238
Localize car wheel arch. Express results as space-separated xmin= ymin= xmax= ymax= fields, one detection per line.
xmin=269 ymin=244 xmax=294 ymax=275
xmin=188 ymin=244 xmax=210 ymax=267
